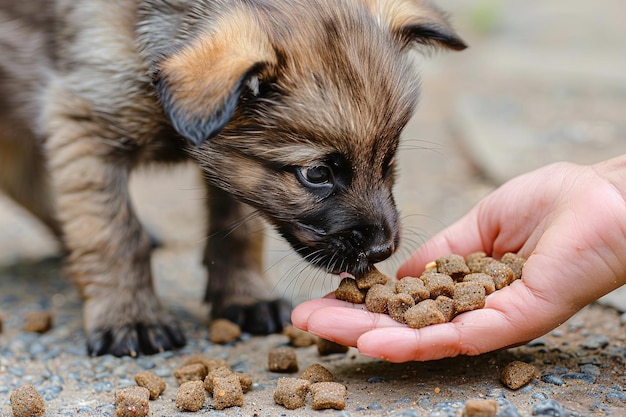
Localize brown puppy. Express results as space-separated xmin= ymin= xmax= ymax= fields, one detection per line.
xmin=0 ymin=0 xmax=465 ymax=356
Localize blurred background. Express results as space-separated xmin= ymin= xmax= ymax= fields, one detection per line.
xmin=1 ymin=0 xmax=624 ymax=309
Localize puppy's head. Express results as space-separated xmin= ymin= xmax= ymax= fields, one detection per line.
xmin=146 ymin=0 xmax=466 ymax=277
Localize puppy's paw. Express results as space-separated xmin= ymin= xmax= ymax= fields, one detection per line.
xmin=83 ymin=293 xmax=186 ymax=357
xmin=216 ymin=299 xmax=292 ymax=334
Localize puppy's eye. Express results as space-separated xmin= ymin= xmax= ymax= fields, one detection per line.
xmin=296 ymin=164 xmax=334 ymax=189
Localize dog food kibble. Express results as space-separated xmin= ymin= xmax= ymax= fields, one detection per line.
xmin=283 ymin=325 xmax=318 ymax=347
xmin=453 ymin=282 xmax=486 ymax=313
xmin=317 ymin=337 xmax=350 ymax=355
xmin=182 ymin=355 xmax=230 ymax=373
xmin=463 ymin=273 xmax=496 ymax=295
xmin=268 ymin=346 xmax=299 ymax=372
xmin=209 ymin=318 xmax=241 ymax=344
xmin=365 ymin=283 xmax=394 ymax=314
xmin=274 ymin=377 xmax=311 ymax=410
xmin=387 ymin=293 xmax=415 ymax=324
xmin=480 ymin=260 xmax=515 ymax=290
xmin=115 ymin=386 xmax=150 ymax=417
xmin=461 ymin=399 xmax=498 ymax=417
xmin=404 ymin=299 xmax=447 ymax=329
xmin=134 ymin=370 xmax=166 ymax=400
xmin=356 ymin=267 xmax=390 ymax=289
xmin=310 ymin=381 xmax=348 ymax=410
xmin=501 ymin=252 xmax=526 ymax=280
xmin=300 ymin=363 xmax=334 ymax=383
xmin=395 ymin=277 xmax=430 ymax=302
xmin=335 ymin=277 xmax=367 ymax=303
xmin=175 ymin=380 xmax=205 ymax=412
xmin=435 ymin=295 xmax=456 ymax=322
xmin=203 ymin=366 xmax=233 ymax=394
xmin=10 ymin=385 xmax=45 ymax=417
xmin=212 ymin=374 xmax=244 ymax=410
xmin=22 ymin=311 xmax=53 ymax=333
xmin=174 ymin=363 xmax=208 ymax=384
xmin=334 ymin=252 xmax=525 ymax=328
xmin=436 ymin=254 xmax=470 ymax=279
xmin=500 ymin=361 xmax=537 ymax=390
xmin=420 ymin=272 xmax=455 ymax=298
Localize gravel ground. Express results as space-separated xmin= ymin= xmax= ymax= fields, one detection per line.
xmin=1 ymin=0 xmax=626 ymax=416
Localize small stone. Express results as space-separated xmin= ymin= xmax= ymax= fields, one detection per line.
xmin=310 ymin=382 xmax=347 ymax=410
xmin=461 ymin=399 xmax=497 ymax=417
xmin=212 ymin=374 xmax=244 ymax=410
xmin=10 ymin=385 xmax=46 ymax=417
xmin=268 ymin=346 xmax=299 ymax=373
xmin=115 ymin=386 xmax=150 ymax=417
xmin=300 ymin=364 xmax=334 ymax=383
xmin=22 ymin=311 xmax=53 ymax=333
xmin=209 ymin=318 xmax=241 ymax=344
xmin=283 ymin=325 xmax=318 ymax=347
xmin=134 ymin=371 xmax=166 ymax=400
xmin=317 ymin=338 xmax=349 ymax=356
xmin=274 ymin=377 xmax=311 ymax=410
xmin=500 ymin=361 xmax=536 ymax=390
xmin=174 ymin=363 xmax=208 ymax=385
xmin=175 ymin=380 xmax=205 ymax=412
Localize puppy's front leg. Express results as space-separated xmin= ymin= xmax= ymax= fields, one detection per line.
xmin=204 ymin=184 xmax=291 ymax=334
xmin=45 ymin=124 xmax=185 ymax=357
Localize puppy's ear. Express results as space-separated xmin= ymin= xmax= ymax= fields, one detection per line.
xmin=367 ymin=0 xmax=467 ymax=51
xmin=154 ymin=10 xmax=276 ymax=145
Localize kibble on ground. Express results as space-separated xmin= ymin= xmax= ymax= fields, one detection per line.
xmin=22 ymin=311 xmax=53 ymax=333
xmin=115 ymin=386 xmax=150 ymax=417
xmin=175 ymin=380 xmax=205 ymax=412
xmin=317 ymin=337 xmax=350 ymax=356
xmin=204 ymin=366 xmax=233 ymax=394
xmin=283 ymin=325 xmax=318 ymax=347
xmin=10 ymin=385 xmax=46 ymax=417
xmin=273 ymin=377 xmax=311 ymax=410
xmin=500 ymin=361 xmax=537 ymax=390
xmin=182 ymin=356 xmax=230 ymax=373
xmin=310 ymin=382 xmax=347 ymax=410
xmin=461 ymin=399 xmax=498 ymax=417
xmin=268 ymin=346 xmax=299 ymax=372
xmin=209 ymin=318 xmax=241 ymax=344
xmin=300 ymin=363 xmax=334 ymax=383
xmin=212 ymin=374 xmax=244 ymax=410
xmin=174 ymin=362 xmax=208 ymax=385
xmin=135 ymin=370 xmax=166 ymax=400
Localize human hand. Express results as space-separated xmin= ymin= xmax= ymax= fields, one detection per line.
xmin=292 ymin=158 xmax=626 ymax=362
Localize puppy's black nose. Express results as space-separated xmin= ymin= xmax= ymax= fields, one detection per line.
xmin=365 ymin=242 xmax=395 ymax=263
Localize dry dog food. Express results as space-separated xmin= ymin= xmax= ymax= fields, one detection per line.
xmin=461 ymin=399 xmax=497 ymax=417
xmin=10 ymin=385 xmax=46 ymax=417
xmin=317 ymin=337 xmax=350 ymax=356
xmin=183 ymin=355 xmax=230 ymax=373
xmin=310 ymin=381 xmax=347 ymax=410
xmin=212 ymin=374 xmax=244 ymax=410
xmin=115 ymin=386 xmax=150 ymax=417
xmin=174 ymin=362 xmax=208 ymax=385
xmin=209 ymin=318 xmax=242 ymax=344
xmin=500 ymin=360 xmax=537 ymax=390
xmin=22 ymin=311 xmax=53 ymax=333
xmin=335 ymin=253 xmax=525 ymax=328
xmin=273 ymin=377 xmax=311 ymax=410
xmin=283 ymin=325 xmax=318 ymax=347
xmin=175 ymin=380 xmax=205 ymax=412
xmin=268 ymin=346 xmax=299 ymax=373
xmin=134 ymin=370 xmax=166 ymax=400
xmin=300 ymin=364 xmax=334 ymax=383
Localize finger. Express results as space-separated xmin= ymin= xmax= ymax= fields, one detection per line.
xmin=307 ymin=307 xmax=405 ymax=347
xmin=291 ymin=298 xmax=352 ymax=331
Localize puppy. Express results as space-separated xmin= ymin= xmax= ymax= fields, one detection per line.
xmin=0 ymin=0 xmax=465 ymax=356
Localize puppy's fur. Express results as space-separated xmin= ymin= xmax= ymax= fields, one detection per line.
xmin=0 ymin=0 xmax=465 ymax=356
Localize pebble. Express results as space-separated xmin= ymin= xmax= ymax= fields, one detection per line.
xmin=540 ymin=373 xmax=565 ymax=386
xmin=532 ymin=399 xmax=566 ymax=416
xmin=581 ymin=335 xmax=610 ymax=350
